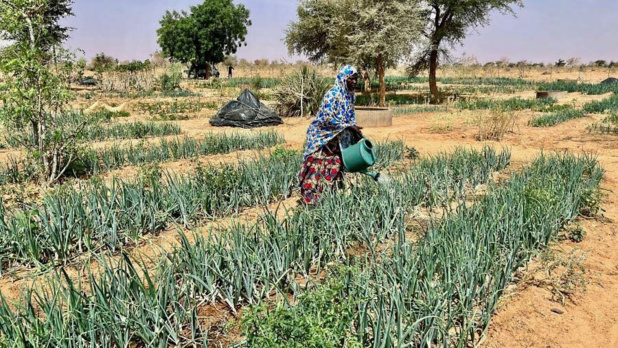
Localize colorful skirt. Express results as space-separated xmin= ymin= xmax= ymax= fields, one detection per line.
xmin=298 ymin=140 xmax=344 ymax=204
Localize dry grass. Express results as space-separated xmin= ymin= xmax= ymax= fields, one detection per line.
xmin=474 ymin=107 xmax=520 ymax=141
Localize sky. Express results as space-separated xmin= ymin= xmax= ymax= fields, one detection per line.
xmin=59 ymin=0 xmax=618 ymax=64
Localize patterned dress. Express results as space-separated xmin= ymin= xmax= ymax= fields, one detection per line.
xmin=299 ymin=66 xmax=359 ymax=204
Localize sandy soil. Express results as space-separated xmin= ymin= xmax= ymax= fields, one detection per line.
xmin=1 ymin=82 xmax=617 ymax=346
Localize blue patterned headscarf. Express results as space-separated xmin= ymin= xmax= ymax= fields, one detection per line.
xmin=303 ymin=65 xmax=359 ymax=159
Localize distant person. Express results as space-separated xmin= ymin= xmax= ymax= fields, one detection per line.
xmin=298 ymin=65 xmax=362 ymax=205
xmin=228 ymin=65 xmax=234 ymax=79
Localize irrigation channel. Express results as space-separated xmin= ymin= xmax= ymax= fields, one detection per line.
xmin=0 ymin=141 xmax=602 ymax=346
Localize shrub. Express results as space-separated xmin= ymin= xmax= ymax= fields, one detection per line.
xmin=475 ymin=107 xmax=519 ymax=141
xmin=273 ymin=67 xmax=331 ymax=117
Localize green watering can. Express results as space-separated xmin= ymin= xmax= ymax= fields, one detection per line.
xmin=340 ymin=138 xmax=381 ymax=181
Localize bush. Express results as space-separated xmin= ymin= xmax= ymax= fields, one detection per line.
xmin=242 ymin=270 xmax=361 ymax=348
xmin=475 ymin=107 xmax=519 ymax=141
xmin=273 ymin=67 xmax=331 ymax=117
xmin=157 ymin=65 xmax=184 ymax=92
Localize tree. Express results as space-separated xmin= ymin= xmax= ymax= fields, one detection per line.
xmin=2 ymin=0 xmax=73 ymax=51
xmin=223 ymin=55 xmax=238 ymax=67
xmin=566 ymin=57 xmax=581 ymax=67
xmin=0 ymin=0 xmax=85 ymax=184
xmin=157 ymin=0 xmax=251 ymax=79
xmin=408 ymin=0 xmax=523 ymax=103
xmin=286 ymin=0 xmax=423 ymax=106
xmin=594 ymin=60 xmax=608 ymax=68
xmin=91 ymin=52 xmax=117 ymax=72
xmin=555 ymin=59 xmax=566 ymax=67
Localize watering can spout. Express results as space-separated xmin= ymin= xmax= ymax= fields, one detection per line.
xmin=360 ymin=170 xmax=380 ymax=181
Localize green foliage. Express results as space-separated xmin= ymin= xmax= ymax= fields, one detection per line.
xmin=287 ymin=0 xmax=423 ymax=105
xmin=223 ymin=77 xmax=282 ymax=89
xmin=529 ymin=109 xmax=585 ymax=127
xmin=457 ymin=97 xmax=556 ymax=111
xmin=0 ymin=146 xmax=508 ymax=346
xmin=409 ymin=0 xmax=522 ymax=101
xmin=393 ymin=105 xmax=449 ymax=115
xmin=242 ymin=271 xmax=361 ymax=348
xmin=157 ymin=0 xmax=251 ymax=69
xmin=356 ymin=93 xmax=427 ymax=106
xmin=539 ymin=81 xmax=618 ymax=95
xmin=80 ymin=121 xmax=182 ymax=142
xmin=0 ymin=131 xmax=284 ymax=185
xmin=91 ymin=52 xmax=117 ymax=72
xmin=561 ymin=223 xmax=586 ymax=243
xmin=583 ymin=94 xmax=618 ymax=113
xmin=157 ymin=65 xmax=184 ymax=92
xmin=2 ymin=112 xmax=177 ymax=147
xmin=287 ymin=0 xmax=422 ymax=68
xmin=116 ymin=60 xmax=151 ymax=72
xmin=0 ymin=0 xmax=83 ymax=183
xmin=0 ymin=0 xmax=73 ymax=50
xmin=0 ymin=139 xmax=405 ymax=267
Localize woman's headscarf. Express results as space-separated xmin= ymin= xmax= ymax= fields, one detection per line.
xmin=303 ymin=65 xmax=359 ymax=159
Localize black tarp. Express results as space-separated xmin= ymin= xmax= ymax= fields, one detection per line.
xmin=210 ymin=89 xmax=283 ymax=128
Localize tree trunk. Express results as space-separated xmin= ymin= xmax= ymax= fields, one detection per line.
xmin=377 ymin=54 xmax=386 ymax=107
xmin=205 ymin=64 xmax=211 ymax=79
xmin=429 ymin=48 xmax=439 ymax=104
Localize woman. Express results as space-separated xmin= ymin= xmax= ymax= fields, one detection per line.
xmin=298 ymin=65 xmax=362 ymax=204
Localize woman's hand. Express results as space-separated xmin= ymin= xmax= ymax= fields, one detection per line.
xmin=349 ymin=125 xmax=363 ymax=135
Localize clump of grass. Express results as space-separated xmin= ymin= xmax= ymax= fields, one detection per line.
xmin=273 ymin=67 xmax=331 ymax=117
xmin=529 ymin=109 xmax=586 ymax=127
xmin=475 ymin=107 xmax=519 ymax=141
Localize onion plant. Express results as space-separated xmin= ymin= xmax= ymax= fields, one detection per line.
xmin=528 ymin=109 xmax=586 ymax=127
xmin=588 ymin=112 xmax=618 ymax=135
xmin=79 ymin=121 xmax=182 ymax=141
xmin=582 ymin=93 xmax=618 ymax=114
xmin=457 ymin=97 xmax=556 ymax=111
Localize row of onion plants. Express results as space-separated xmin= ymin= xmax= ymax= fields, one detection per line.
xmin=244 ymin=152 xmax=603 ymax=347
xmin=0 ymin=146 xmax=511 ymax=346
xmin=0 ymin=141 xmax=405 ymax=270
xmin=0 ymin=131 xmax=284 ymax=184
